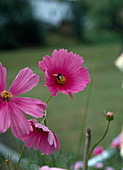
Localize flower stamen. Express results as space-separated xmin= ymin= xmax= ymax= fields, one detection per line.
xmin=56 ymin=73 xmax=66 ymax=85
xmin=2 ymin=90 xmax=12 ymax=101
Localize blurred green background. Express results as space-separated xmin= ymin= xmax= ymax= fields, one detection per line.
xmin=0 ymin=0 xmax=123 ymax=168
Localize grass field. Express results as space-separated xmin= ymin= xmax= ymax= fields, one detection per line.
xmin=0 ymin=37 xmax=123 ymax=165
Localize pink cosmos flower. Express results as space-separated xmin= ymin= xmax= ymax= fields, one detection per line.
xmin=93 ymin=146 xmax=104 ymax=156
xmin=111 ymin=135 xmax=121 ymax=148
xmin=73 ymin=161 xmax=83 ymax=170
xmin=39 ymin=49 xmax=90 ymax=99
xmin=105 ymin=167 xmax=114 ymax=170
xmin=20 ymin=119 xmax=60 ymax=155
xmin=39 ymin=166 xmax=67 ymax=170
xmin=0 ymin=63 xmax=47 ymax=138
xmin=95 ymin=162 xmax=103 ymax=169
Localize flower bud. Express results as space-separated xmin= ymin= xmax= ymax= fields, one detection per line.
xmin=4 ymin=159 xmax=10 ymax=164
xmin=106 ymin=112 xmax=114 ymax=121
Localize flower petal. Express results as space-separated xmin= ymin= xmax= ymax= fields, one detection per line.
xmin=52 ymin=49 xmax=84 ymax=75
xmin=53 ymin=132 xmax=60 ymax=153
xmin=64 ymin=67 xmax=90 ymax=93
xmin=39 ymin=55 xmax=55 ymax=74
xmin=39 ymin=132 xmax=54 ymax=155
xmin=8 ymin=102 xmax=32 ymax=138
xmin=9 ymin=67 xmax=39 ymax=96
xmin=11 ymin=97 xmax=46 ymax=118
xmin=0 ymin=63 xmax=6 ymax=93
xmin=48 ymin=131 xmax=55 ymax=145
xmin=0 ymin=101 xmax=10 ymax=133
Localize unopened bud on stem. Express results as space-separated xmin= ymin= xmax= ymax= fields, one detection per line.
xmin=106 ymin=112 xmax=114 ymax=121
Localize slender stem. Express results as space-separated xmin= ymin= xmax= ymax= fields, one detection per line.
xmin=83 ymin=129 xmax=91 ymax=170
xmin=76 ymin=56 xmax=99 ymax=159
xmin=89 ymin=120 xmax=110 ymax=158
xmin=43 ymin=94 xmax=52 ymax=125
xmin=15 ymin=143 xmax=26 ymax=170
xmin=41 ymin=111 xmax=47 ymax=124
xmin=38 ymin=94 xmax=53 ymax=125
xmin=45 ymin=94 xmax=52 ymax=104
xmin=117 ymin=160 xmax=123 ymax=170
xmin=7 ymin=163 xmax=11 ymax=170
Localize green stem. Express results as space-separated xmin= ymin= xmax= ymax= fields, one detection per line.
xmin=15 ymin=143 xmax=26 ymax=170
xmin=43 ymin=94 xmax=52 ymax=125
xmin=7 ymin=163 xmax=11 ymax=170
xmin=45 ymin=94 xmax=52 ymax=104
xmin=37 ymin=94 xmax=53 ymax=125
xmin=76 ymin=56 xmax=99 ymax=159
xmin=89 ymin=120 xmax=110 ymax=158
xmin=41 ymin=111 xmax=47 ymax=125
xmin=117 ymin=161 xmax=123 ymax=170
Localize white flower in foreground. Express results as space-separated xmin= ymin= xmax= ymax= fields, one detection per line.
xmin=120 ymin=127 xmax=123 ymax=157
xmin=114 ymin=53 xmax=123 ymax=72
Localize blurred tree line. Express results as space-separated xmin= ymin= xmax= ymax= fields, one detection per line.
xmin=0 ymin=0 xmax=123 ymax=50
xmin=0 ymin=0 xmax=45 ymax=49
xmin=90 ymin=0 xmax=123 ymax=52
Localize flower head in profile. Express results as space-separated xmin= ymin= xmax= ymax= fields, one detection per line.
xmin=73 ymin=161 xmax=83 ymax=170
xmin=95 ymin=162 xmax=103 ymax=169
xmin=20 ymin=119 xmax=60 ymax=155
xmin=105 ymin=167 xmax=114 ymax=170
xmin=114 ymin=53 xmax=123 ymax=72
xmin=0 ymin=63 xmax=47 ymax=138
xmin=93 ymin=146 xmax=104 ymax=156
xmin=39 ymin=49 xmax=90 ymax=99
xmin=39 ymin=166 xmax=67 ymax=170
xmin=111 ymin=134 xmax=121 ymax=148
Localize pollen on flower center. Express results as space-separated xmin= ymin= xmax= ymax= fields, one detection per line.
xmin=2 ymin=90 xmax=12 ymax=101
xmin=56 ymin=73 xmax=66 ymax=85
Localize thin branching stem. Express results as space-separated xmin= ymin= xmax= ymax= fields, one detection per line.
xmin=15 ymin=143 xmax=26 ymax=170
xmin=45 ymin=94 xmax=52 ymax=104
xmin=7 ymin=163 xmax=11 ymax=170
xmin=89 ymin=120 xmax=110 ymax=158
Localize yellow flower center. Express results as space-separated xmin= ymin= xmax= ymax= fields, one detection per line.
xmin=2 ymin=90 xmax=11 ymax=101
xmin=56 ymin=73 xmax=66 ymax=85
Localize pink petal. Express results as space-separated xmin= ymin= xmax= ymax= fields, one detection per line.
xmin=11 ymin=97 xmax=46 ymax=118
xmin=39 ymin=166 xmax=50 ymax=170
xmin=48 ymin=131 xmax=55 ymax=145
xmin=0 ymin=63 xmax=6 ymax=93
xmin=27 ymin=132 xmax=39 ymax=149
xmin=39 ymin=61 xmax=46 ymax=72
xmin=9 ymin=67 xmax=39 ymax=96
xmin=39 ymin=133 xmax=54 ymax=155
xmin=33 ymin=133 xmax=41 ymax=150
xmin=52 ymin=49 xmax=84 ymax=75
xmin=0 ymin=101 xmax=10 ymax=133
xmin=8 ymin=102 xmax=32 ymax=138
xmin=22 ymin=131 xmax=37 ymax=148
xmin=0 ymin=96 xmax=3 ymax=102
xmin=64 ymin=67 xmax=90 ymax=93
xmin=53 ymin=133 xmax=60 ymax=153
xmin=39 ymin=55 xmax=55 ymax=74
xmin=44 ymin=71 xmax=58 ymax=96
xmin=44 ymin=83 xmax=58 ymax=97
